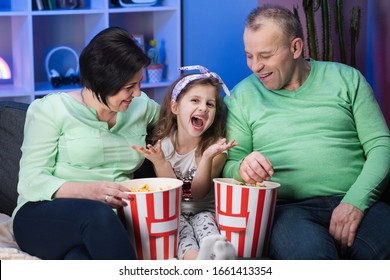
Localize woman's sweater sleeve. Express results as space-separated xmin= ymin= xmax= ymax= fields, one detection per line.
xmin=17 ymin=98 xmax=66 ymax=202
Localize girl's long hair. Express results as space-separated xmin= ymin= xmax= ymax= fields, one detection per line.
xmin=151 ymin=73 xmax=226 ymax=157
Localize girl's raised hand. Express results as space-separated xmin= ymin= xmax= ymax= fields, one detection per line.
xmin=203 ymin=138 xmax=237 ymax=159
xmin=132 ymin=139 xmax=166 ymax=165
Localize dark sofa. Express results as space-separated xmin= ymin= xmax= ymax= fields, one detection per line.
xmin=0 ymin=101 xmax=29 ymax=216
xmin=0 ymin=101 xmax=389 ymax=218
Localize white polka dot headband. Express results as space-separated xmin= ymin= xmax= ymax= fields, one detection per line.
xmin=171 ymin=65 xmax=231 ymax=101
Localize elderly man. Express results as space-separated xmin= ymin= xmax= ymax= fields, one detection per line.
xmin=223 ymin=4 xmax=390 ymax=259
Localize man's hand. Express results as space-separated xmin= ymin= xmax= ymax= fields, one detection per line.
xmin=239 ymin=151 xmax=274 ymax=183
xmin=329 ymin=202 xmax=364 ymax=253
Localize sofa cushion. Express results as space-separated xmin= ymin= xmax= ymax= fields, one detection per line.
xmin=134 ymin=159 xmax=156 ymax=179
xmin=0 ymin=101 xmax=29 ymax=216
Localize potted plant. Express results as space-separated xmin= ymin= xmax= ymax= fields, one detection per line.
xmin=295 ymin=0 xmax=361 ymax=67
xmin=147 ymin=39 xmax=163 ymax=83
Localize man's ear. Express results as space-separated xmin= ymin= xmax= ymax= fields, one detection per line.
xmin=291 ymin=37 xmax=304 ymax=59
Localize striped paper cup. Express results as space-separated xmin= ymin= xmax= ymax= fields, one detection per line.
xmin=213 ymin=178 xmax=280 ymax=258
xmin=118 ymin=178 xmax=182 ymax=260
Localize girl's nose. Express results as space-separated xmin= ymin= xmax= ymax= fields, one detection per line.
xmin=198 ymin=103 xmax=208 ymax=112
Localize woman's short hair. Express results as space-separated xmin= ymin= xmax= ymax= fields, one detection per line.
xmin=79 ymin=27 xmax=150 ymax=106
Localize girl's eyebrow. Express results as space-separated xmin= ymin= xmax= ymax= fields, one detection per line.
xmin=188 ymin=94 xmax=216 ymax=101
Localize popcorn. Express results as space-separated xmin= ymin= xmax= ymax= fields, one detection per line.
xmin=128 ymin=184 xmax=172 ymax=192
xmin=239 ymin=182 xmax=266 ymax=188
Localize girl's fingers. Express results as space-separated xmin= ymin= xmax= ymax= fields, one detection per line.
xmin=228 ymin=139 xmax=237 ymax=147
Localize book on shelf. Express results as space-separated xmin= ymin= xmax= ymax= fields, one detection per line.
xmin=47 ymin=0 xmax=57 ymax=10
xmin=35 ymin=0 xmax=44 ymax=10
xmin=34 ymin=0 xmax=58 ymax=11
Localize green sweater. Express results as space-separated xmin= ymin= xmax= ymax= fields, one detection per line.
xmin=223 ymin=60 xmax=390 ymax=211
xmin=14 ymin=92 xmax=159 ymax=217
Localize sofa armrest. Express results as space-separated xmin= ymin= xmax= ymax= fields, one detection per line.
xmin=0 ymin=101 xmax=29 ymax=216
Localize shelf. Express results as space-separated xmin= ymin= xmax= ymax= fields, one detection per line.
xmin=108 ymin=6 xmax=178 ymax=13
xmin=31 ymin=9 xmax=107 ymax=16
xmin=0 ymin=0 xmax=181 ymax=103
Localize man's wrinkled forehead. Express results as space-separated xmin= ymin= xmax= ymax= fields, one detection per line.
xmin=243 ymin=22 xmax=287 ymax=55
xmin=244 ymin=20 xmax=284 ymax=42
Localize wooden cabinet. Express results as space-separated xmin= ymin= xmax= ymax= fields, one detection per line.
xmin=0 ymin=0 xmax=181 ymax=103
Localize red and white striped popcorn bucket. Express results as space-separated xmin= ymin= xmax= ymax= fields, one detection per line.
xmin=118 ymin=178 xmax=182 ymax=260
xmin=213 ymin=178 xmax=280 ymax=258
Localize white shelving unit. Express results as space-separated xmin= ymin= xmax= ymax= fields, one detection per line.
xmin=0 ymin=0 xmax=181 ymax=103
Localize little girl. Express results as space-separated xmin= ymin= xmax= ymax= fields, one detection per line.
xmin=133 ymin=65 xmax=237 ymax=260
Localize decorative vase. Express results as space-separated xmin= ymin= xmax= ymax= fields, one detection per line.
xmin=147 ymin=64 xmax=163 ymax=83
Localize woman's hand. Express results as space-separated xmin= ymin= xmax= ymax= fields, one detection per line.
xmin=90 ymin=181 xmax=131 ymax=208
xmin=55 ymin=181 xmax=131 ymax=209
xmin=239 ymin=151 xmax=274 ymax=183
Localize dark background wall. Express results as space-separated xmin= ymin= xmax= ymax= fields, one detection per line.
xmin=366 ymin=0 xmax=390 ymax=125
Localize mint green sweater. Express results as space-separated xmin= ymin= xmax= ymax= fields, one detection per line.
xmin=14 ymin=92 xmax=159 ymax=217
xmin=223 ymin=60 xmax=390 ymax=211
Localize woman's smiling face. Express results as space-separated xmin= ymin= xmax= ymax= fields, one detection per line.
xmin=106 ymin=68 xmax=143 ymax=112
